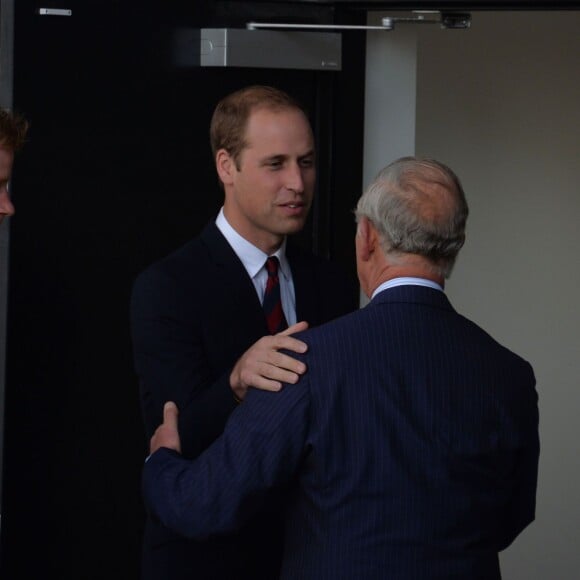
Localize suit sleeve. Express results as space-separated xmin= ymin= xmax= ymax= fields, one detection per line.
xmin=142 ymin=377 xmax=310 ymax=539
xmin=498 ymin=366 xmax=540 ymax=551
xmin=130 ymin=266 xmax=238 ymax=458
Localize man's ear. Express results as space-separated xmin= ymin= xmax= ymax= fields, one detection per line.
xmin=215 ymin=149 xmax=236 ymax=186
xmin=356 ymin=217 xmax=377 ymax=262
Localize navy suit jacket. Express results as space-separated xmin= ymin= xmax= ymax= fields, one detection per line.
xmin=143 ymin=285 xmax=539 ymax=580
xmin=131 ymin=221 xmax=357 ymax=580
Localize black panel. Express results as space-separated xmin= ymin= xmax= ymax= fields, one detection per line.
xmin=0 ymin=1 xmax=363 ymax=578
xmin=225 ymin=0 xmax=580 ymax=8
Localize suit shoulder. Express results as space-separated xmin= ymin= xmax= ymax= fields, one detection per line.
xmin=130 ymin=235 xmax=211 ymax=313
xmin=459 ymin=313 xmax=535 ymax=370
xmin=295 ymin=305 xmax=362 ymax=349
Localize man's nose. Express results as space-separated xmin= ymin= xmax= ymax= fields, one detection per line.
xmin=0 ymin=190 xmax=15 ymax=218
xmin=285 ymin=163 xmax=304 ymax=193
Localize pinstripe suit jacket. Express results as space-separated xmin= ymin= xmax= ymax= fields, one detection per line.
xmin=143 ymin=285 xmax=539 ymax=579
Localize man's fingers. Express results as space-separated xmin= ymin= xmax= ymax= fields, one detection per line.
xmin=276 ymin=320 xmax=309 ymax=354
xmin=230 ymin=325 xmax=310 ymax=395
xmin=150 ymin=402 xmax=182 ymax=455
xmin=239 ymin=355 xmax=305 ymax=390
xmin=269 ymin=333 xmax=308 ymax=355
xmin=243 ymin=355 xmax=305 ymax=384
xmin=163 ymin=401 xmax=179 ymax=427
xmin=266 ymin=350 xmax=307 ymax=375
xmin=279 ymin=320 xmax=308 ymax=337
xmin=250 ymin=376 xmax=284 ymax=392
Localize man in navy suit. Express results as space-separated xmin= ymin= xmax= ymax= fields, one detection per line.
xmin=130 ymin=86 xmax=357 ymax=579
xmin=142 ymin=156 xmax=539 ymax=579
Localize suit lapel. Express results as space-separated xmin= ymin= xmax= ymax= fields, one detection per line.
xmin=200 ymin=222 xmax=268 ymax=333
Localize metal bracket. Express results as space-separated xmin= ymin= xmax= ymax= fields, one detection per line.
xmin=173 ymin=28 xmax=342 ymax=71
xmin=38 ymin=8 xmax=72 ymax=16
xmin=247 ymin=11 xmax=471 ymax=32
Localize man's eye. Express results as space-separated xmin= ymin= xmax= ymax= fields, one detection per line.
xmin=268 ymin=161 xmax=283 ymax=169
xmin=299 ymin=158 xmax=314 ymax=168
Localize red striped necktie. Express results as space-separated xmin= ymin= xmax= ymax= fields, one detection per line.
xmin=263 ymin=256 xmax=288 ymax=334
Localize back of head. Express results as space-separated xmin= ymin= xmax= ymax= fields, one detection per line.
xmin=0 ymin=108 xmax=28 ymax=152
xmin=209 ymin=85 xmax=307 ymax=168
xmin=355 ymin=157 xmax=469 ymax=278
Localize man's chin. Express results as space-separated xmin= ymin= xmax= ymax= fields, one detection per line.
xmin=280 ymin=219 xmax=308 ymax=235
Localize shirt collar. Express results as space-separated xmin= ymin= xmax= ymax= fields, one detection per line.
xmin=215 ymin=208 xmax=289 ymax=280
xmin=371 ymin=277 xmax=443 ymax=300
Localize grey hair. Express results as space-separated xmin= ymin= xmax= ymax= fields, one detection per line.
xmin=355 ymin=156 xmax=469 ymax=278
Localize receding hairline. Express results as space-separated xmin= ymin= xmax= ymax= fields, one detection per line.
xmin=399 ymin=174 xmax=460 ymax=222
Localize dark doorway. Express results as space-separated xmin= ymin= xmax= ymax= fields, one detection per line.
xmin=0 ymin=2 xmax=365 ymax=578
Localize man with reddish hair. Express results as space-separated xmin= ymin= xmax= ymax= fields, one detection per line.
xmin=0 ymin=108 xmax=28 ymax=225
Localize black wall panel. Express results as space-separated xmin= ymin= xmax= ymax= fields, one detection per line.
xmin=0 ymin=1 xmax=364 ymax=578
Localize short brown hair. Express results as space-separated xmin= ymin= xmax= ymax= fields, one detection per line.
xmin=0 ymin=108 xmax=29 ymax=151
xmin=209 ymin=85 xmax=307 ymax=169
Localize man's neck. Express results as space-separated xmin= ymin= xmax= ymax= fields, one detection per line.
xmin=221 ymin=207 xmax=284 ymax=255
xmin=365 ymin=262 xmax=445 ymax=299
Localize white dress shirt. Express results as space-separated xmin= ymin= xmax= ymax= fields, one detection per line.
xmin=216 ymin=208 xmax=297 ymax=326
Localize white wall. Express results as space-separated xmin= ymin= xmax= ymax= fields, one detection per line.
xmin=361 ymin=21 xmax=418 ymax=306
xmin=366 ymin=10 xmax=580 ymax=580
